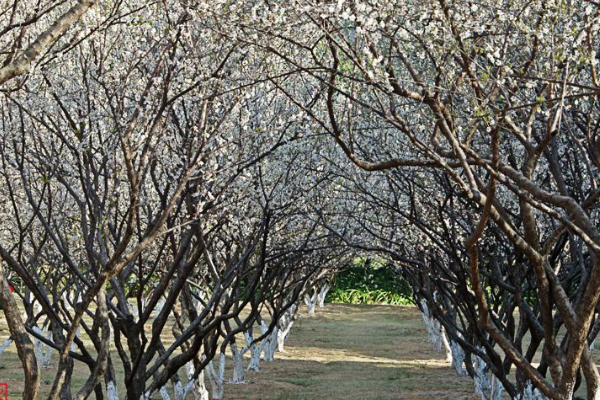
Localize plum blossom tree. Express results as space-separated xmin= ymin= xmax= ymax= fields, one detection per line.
xmin=236 ymin=1 xmax=600 ymax=398
xmin=0 ymin=0 xmax=97 ymax=86
xmin=0 ymin=2 xmax=345 ymax=399
xmin=4 ymin=1 xmax=600 ymax=400
xmin=0 ymin=4 xmax=100 ymax=394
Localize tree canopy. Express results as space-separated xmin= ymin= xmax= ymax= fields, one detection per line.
xmin=1 ymin=1 xmax=600 ymax=399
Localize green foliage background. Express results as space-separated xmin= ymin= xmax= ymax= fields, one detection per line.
xmin=327 ymin=259 xmax=413 ymax=305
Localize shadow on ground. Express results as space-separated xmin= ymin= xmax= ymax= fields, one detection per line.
xmin=226 ymin=304 xmax=477 ymax=400
xmin=0 ymin=304 xmax=478 ymax=399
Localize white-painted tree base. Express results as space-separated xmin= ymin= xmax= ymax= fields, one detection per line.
xmin=317 ymin=284 xmax=330 ymax=308
xmin=106 ymin=380 xmax=119 ymax=400
xmin=304 ymin=293 xmax=317 ymax=317
xmin=155 ymin=298 xmax=166 ymax=319
xmin=472 ymin=352 xmax=504 ymax=400
xmin=159 ymin=386 xmax=171 ymax=400
xmin=207 ymin=353 xmax=226 ymax=399
xmin=32 ymin=325 xmax=54 ymax=368
xmin=229 ymin=342 xmax=248 ymax=384
xmin=518 ymin=382 xmax=548 ymax=400
xmin=245 ymin=332 xmax=263 ymax=372
xmin=260 ymin=321 xmax=278 ymax=362
xmin=277 ymin=304 xmax=297 ymax=353
xmin=0 ymin=338 xmax=12 ymax=359
xmin=450 ymin=340 xmax=467 ymax=376
xmin=185 ymin=362 xmax=209 ymax=400
xmin=419 ymin=300 xmax=452 ymax=361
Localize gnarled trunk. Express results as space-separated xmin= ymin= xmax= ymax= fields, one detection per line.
xmin=304 ymin=293 xmax=317 ymax=316
xmin=245 ymin=332 xmax=262 ymax=372
xmin=450 ymin=340 xmax=467 ymax=376
xmin=317 ymin=284 xmax=330 ymax=308
xmin=229 ymin=342 xmax=247 ymax=384
xmin=185 ymin=361 xmax=209 ymax=400
xmin=207 ymin=352 xmax=225 ymax=399
xmin=519 ymin=382 xmax=549 ymax=400
xmin=260 ymin=322 xmax=278 ymax=362
xmin=32 ymin=325 xmax=54 ymax=368
xmin=0 ymin=258 xmax=39 ymax=400
xmin=472 ymin=352 xmax=504 ymax=400
xmin=277 ymin=304 xmax=297 ymax=353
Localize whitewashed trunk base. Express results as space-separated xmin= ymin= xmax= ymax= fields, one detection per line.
xmin=317 ymin=284 xmax=330 ymax=308
xmin=229 ymin=342 xmax=248 ymax=384
xmin=277 ymin=304 xmax=296 ymax=353
xmin=260 ymin=322 xmax=278 ymax=362
xmin=518 ymin=381 xmax=548 ymax=400
xmin=472 ymin=352 xmax=504 ymax=400
xmin=184 ymin=362 xmax=210 ymax=400
xmin=245 ymin=332 xmax=262 ymax=372
xmin=32 ymin=325 xmax=54 ymax=368
xmin=304 ymin=293 xmax=316 ymax=317
xmin=0 ymin=338 xmax=12 ymax=359
xmin=106 ymin=380 xmax=119 ymax=400
xmin=450 ymin=340 xmax=467 ymax=376
xmin=207 ymin=353 xmax=225 ymax=399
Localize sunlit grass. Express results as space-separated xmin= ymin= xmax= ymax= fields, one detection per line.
xmin=0 ymin=304 xmax=482 ymax=399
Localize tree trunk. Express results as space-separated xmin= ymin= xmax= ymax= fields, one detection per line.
xmin=0 ymin=257 xmax=40 ymax=400
xmin=75 ymin=287 xmax=110 ymax=400
xmin=245 ymin=331 xmax=262 ymax=372
xmin=472 ymin=352 xmax=504 ymax=400
xmin=125 ymin=337 xmax=148 ymax=400
xmin=0 ymin=338 xmax=12 ymax=358
xmin=229 ymin=342 xmax=246 ymax=384
xmin=207 ymin=353 xmax=225 ymax=399
xmin=260 ymin=322 xmax=278 ymax=362
xmin=317 ymin=284 xmax=330 ymax=308
xmin=450 ymin=340 xmax=467 ymax=376
xmin=185 ymin=361 xmax=209 ymax=400
xmin=277 ymin=304 xmax=297 ymax=353
xmin=304 ymin=293 xmax=316 ymax=316
xmin=106 ymin=381 xmax=119 ymax=400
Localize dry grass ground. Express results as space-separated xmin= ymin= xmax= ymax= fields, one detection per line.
xmin=0 ymin=304 xmax=479 ymax=399
xmin=226 ymin=304 xmax=477 ymax=400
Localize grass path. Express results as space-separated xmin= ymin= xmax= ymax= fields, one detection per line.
xmin=0 ymin=304 xmax=478 ymax=399
xmin=228 ymin=304 xmax=477 ymax=400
